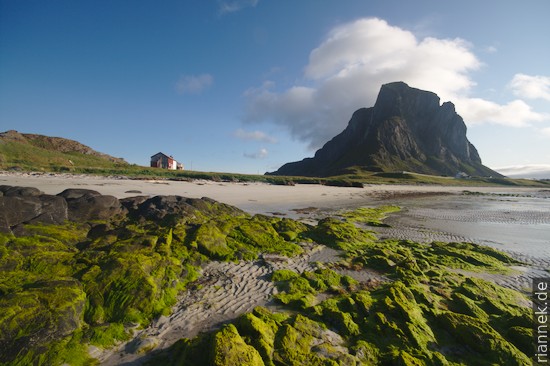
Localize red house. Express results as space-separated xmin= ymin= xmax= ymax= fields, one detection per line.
xmin=150 ymin=152 xmax=183 ymax=170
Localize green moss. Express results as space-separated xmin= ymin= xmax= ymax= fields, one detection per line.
xmin=352 ymin=340 xmax=379 ymax=364
xmin=273 ymin=268 xmax=357 ymax=310
xmin=449 ymin=292 xmax=489 ymax=321
xmin=211 ymin=324 xmax=265 ymax=366
xmin=86 ymin=323 xmax=129 ymax=347
xmin=273 ymin=324 xmax=320 ymax=366
xmin=227 ymin=215 xmax=303 ymax=258
xmin=192 ymin=221 xmax=233 ymax=260
xmin=271 ymin=269 xmax=299 ymax=282
xmin=307 ymin=217 xmax=377 ymax=251
xmin=22 ymin=222 xmax=89 ymax=245
xmin=0 ymin=279 xmax=86 ymax=365
xmin=341 ymin=205 xmax=400 ymax=227
xmin=437 ymin=311 xmax=531 ymax=365
xmin=237 ymin=313 xmax=276 ymax=366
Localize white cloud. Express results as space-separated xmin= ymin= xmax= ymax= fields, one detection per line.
xmin=541 ymin=127 xmax=550 ymax=138
xmin=175 ymin=74 xmax=213 ymax=94
xmin=244 ymin=148 xmax=268 ymax=159
xmin=244 ymin=17 xmax=548 ymax=149
xmin=493 ymin=164 xmax=550 ymax=179
xmin=219 ymin=0 xmax=258 ymax=14
xmin=509 ymin=74 xmax=550 ymax=101
xmin=233 ymin=128 xmax=277 ymax=143
xmin=454 ymin=97 xmax=547 ymax=127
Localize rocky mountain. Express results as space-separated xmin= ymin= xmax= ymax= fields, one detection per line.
xmin=268 ymin=82 xmax=502 ymax=178
xmin=0 ymin=130 xmax=127 ymax=170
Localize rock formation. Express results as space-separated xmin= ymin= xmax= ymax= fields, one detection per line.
xmin=269 ymin=82 xmax=501 ymax=178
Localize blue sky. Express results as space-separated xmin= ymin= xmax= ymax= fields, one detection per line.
xmin=1 ymin=1 xmax=549 ymax=177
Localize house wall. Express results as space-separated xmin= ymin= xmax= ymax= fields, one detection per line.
xmin=150 ymin=153 xmax=180 ymax=170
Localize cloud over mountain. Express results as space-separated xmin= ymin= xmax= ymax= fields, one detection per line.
xmin=244 ymin=18 xmax=548 ymax=149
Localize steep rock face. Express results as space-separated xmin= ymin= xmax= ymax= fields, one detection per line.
xmin=269 ymin=82 xmax=501 ymax=177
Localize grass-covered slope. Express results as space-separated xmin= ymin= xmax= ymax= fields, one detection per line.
xmin=0 ymin=130 xmax=127 ymax=172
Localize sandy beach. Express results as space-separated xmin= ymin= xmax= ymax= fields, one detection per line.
xmin=2 ymin=171 xmax=549 ymax=365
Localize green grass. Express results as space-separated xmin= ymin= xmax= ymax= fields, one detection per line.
xmin=0 ymin=140 xmax=127 ymax=172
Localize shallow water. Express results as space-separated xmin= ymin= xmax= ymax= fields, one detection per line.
xmin=375 ymin=193 xmax=550 ymax=262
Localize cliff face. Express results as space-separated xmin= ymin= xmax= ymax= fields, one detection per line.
xmin=269 ymin=82 xmax=501 ymax=177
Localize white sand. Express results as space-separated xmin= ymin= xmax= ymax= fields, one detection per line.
xmin=0 ymin=171 xmax=543 ymax=218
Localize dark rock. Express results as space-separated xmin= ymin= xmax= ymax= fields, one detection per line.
xmin=57 ymin=188 xmax=102 ymax=200
xmin=0 ymin=196 xmax=42 ymax=229
xmin=120 ymin=195 xmax=150 ymax=212
xmin=0 ymin=189 xmax=68 ymax=232
xmin=268 ymin=82 xmax=502 ymax=178
xmin=57 ymin=189 xmax=125 ymax=222
xmin=66 ymin=193 xmax=125 ymax=222
xmin=0 ymin=186 xmax=42 ymax=197
xmin=124 ymin=195 xmax=246 ymax=224
xmin=132 ymin=195 xmax=200 ymax=223
xmin=27 ymin=195 xmax=68 ymax=225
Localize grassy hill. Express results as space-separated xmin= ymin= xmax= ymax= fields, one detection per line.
xmin=0 ymin=130 xmax=128 ymax=172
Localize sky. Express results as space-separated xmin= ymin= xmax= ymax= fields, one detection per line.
xmin=1 ymin=1 xmax=550 ymax=178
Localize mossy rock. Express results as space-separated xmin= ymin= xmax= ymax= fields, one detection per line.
xmin=237 ymin=313 xmax=277 ymax=366
xmin=271 ymin=269 xmax=299 ymax=282
xmin=307 ymin=217 xmax=376 ymax=251
xmin=192 ymin=221 xmax=233 ymax=260
xmin=436 ymin=311 xmax=531 ymax=365
xmin=505 ymin=326 xmax=533 ymax=356
xmin=0 ymin=279 xmax=86 ymax=365
xmin=210 ymin=324 xmax=265 ymax=366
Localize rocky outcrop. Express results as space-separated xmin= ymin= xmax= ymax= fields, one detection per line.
xmin=122 ymin=195 xmax=245 ymax=224
xmin=269 ymin=82 xmax=502 ymax=178
xmin=0 ymin=186 xmax=244 ymax=233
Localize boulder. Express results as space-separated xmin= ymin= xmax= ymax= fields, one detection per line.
xmin=58 ymin=189 xmax=125 ymax=222
xmin=0 ymin=192 xmax=69 ymax=233
xmin=0 ymin=186 xmax=42 ymax=197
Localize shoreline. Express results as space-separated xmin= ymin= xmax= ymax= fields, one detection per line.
xmin=2 ymin=170 xmax=547 ymax=218
xmin=1 ymin=174 xmax=548 ymax=364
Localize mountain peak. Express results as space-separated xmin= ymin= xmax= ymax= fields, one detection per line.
xmin=268 ymin=82 xmax=501 ymax=178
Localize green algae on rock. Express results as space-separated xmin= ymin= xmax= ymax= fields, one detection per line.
xmin=0 ymin=188 xmax=538 ymax=365
xmin=0 ymin=187 xmax=313 ymax=365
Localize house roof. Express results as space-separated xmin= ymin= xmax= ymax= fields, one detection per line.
xmin=151 ymin=152 xmax=174 ymax=159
